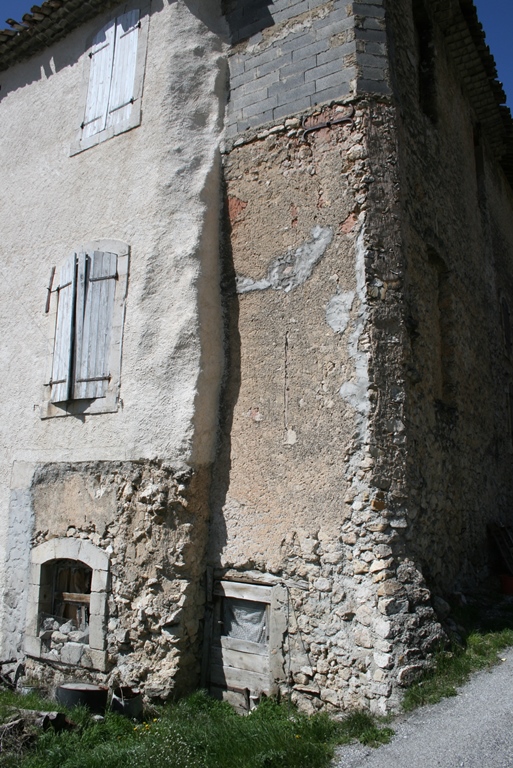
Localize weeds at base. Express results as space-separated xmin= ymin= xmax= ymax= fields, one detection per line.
xmin=402 ymin=601 xmax=513 ymax=712
xmin=0 ymin=690 xmax=393 ymax=768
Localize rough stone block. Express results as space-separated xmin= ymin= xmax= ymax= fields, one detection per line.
xmin=89 ymin=615 xmax=107 ymax=651
xmin=89 ymin=591 xmax=107 ymax=617
xmin=91 ymin=568 xmax=110 ymax=593
xmin=81 ymin=648 xmax=108 ymax=672
xmin=61 ymin=642 xmax=85 ymax=665
xmin=23 ymin=635 xmax=41 ymax=658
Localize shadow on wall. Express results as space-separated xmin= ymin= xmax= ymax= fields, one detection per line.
xmin=222 ymin=0 xmax=275 ymax=44
xmin=207 ymin=182 xmax=241 ymax=566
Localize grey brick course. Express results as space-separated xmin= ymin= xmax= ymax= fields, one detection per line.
xmin=280 ymin=55 xmax=318 ymax=80
xmin=357 ymin=77 xmax=391 ymax=94
xmin=243 ymin=109 xmax=275 ymax=130
xmin=242 ymin=95 xmax=279 ymax=119
xmin=314 ymin=81 xmax=352 ymax=105
xmin=273 ymin=0 xmax=311 ymax=23
xmin=315 ymin=68 xmax=355 ymax=93
xmin=363 ymin=41 xmax=387 ymax=56
xmin=225 ymin=0 xmax=390 ymax=135
xmin=354 ymin=27 xmax=387 ymax=43
xmin=314 ymin=6 xmax=353 ymax=27
xmin=274 ymin=97 xmax=313 ymax=119
xmin=275 ymin=81 xmax=316 ymax=106
xmin=359 ymin=16 xmax=386 ymax=31
xmin=243 ymin=46 xmax=277 ymax=72
xmin=317 ymin=42 xmax=355 ymax=66
xmin=234 ymin=86 xmax=269 ymax=111
xmin=360 ymin=65 xmax=388 ymax=81
xmin=292 ymin=39 xmax=329 ymax=62
xmin=281 ymin=32 xmax=317 ymax=53
xmin=353 ymin=3 xmax=386 ymax=17
xmin=315 ymin=18 xmax=354 ymax=41
xmin=358 ymin=53 xmax=388 ymax=69
xmin=305 ymin=57 xmax=349 ymax=83
xmin=268 ymin=72 xmax=306 ymax=95
xmin=257 ymin=53 xmax=293 ymax=77
xmin=236 ymin=70 xmax=279 ymax=96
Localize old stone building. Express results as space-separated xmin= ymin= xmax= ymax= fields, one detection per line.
xmin=1 ymin=0 xmax=512 ymax=714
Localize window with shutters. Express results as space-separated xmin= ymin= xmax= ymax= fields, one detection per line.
xmin=71 ymin=2 xmax=150 ymax=155
xmin=41 ymin=240 xmax=129 ymax=419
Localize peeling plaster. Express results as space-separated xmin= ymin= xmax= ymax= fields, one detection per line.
xmin=236 ymin=226 xmax=333 ymax=294
xmin=326 ymin=290 xmax=356 ymax=334
xmin=339 ymin=222 xmax=370 ymax=422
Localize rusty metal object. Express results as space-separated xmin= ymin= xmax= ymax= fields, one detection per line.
xmin=302 ymin=105 xmax=355 ymax=141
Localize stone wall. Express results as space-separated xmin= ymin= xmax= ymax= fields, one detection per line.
xmin=385 ymin=0 xmax=513 ymax=593
xmin=213 ymin=93 xmax=444 ymax=713
xmin=22 ymin=460 xmax=209 ymax=698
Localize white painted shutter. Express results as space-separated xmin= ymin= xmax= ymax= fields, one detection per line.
xmin=107 ymin=10 xmax=140 ymax=131
xmin=73 ymin=251 xmax=117 ymax=400
xmin=82 ymin=20 xmax=116 ymax=139
xmin=50 ymin=254 xmax=76 ymax=403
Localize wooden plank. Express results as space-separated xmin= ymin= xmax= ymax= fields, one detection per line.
xmin=210 ymin=664 xmax=270 ymax=693
xmin=210 ymin=685 xmax=248 ymax=714
xmin=83 ymin=20 xmax=115 ymax=138
xmin=210 ymin=645 xmax=269 ymax=675
xmin=58 ymin=593 xmax=90 ymax=604
xmin=107 ymin=10 xmax=139 ymax=131
xmin=214 ymin=582 xmax=272 ymax=603
xmin=218 ymin=636 xmax=268 ymax=656
xmin=74 ymin=252 xmax=117 ymax=400
xmin=50 ymin=254 xmax=76 ymax=403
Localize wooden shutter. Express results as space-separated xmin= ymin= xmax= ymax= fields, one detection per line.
xmin=82 ymin=20 xmax=116 ymax=139
xmin=73 ymin=251 xmax=117 ymax=400
xmin=50 ymin=254 xmax=77 ymax=403
xmin=107 ymin=10 xmax=140 ymax=132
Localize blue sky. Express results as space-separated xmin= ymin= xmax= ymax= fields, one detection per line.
xmin=0 ymin=0 xmax=511 ymax=105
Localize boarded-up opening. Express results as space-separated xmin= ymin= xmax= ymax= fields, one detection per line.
xmin=209 ymin=581 xmax=272 ymax=712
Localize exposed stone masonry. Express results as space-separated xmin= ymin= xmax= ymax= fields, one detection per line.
xmin=25 ymin=461 xmax=210 ymax=699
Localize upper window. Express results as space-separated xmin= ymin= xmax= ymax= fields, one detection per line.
xmin=71 ymin=3 xmax=150 ymax=155
xmin=42 ymin=240 xmax=129 ymax=418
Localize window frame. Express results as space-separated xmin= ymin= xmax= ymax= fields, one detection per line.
xmin=41 ymin=239 xmax=129 ymax=419
xmin=70 ymin=0 xmax=150 ymax=156
xmin=24 ymin=539 xmax=110 ymax=672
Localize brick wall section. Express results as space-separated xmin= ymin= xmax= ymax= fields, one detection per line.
xmin=225 ymin=0 xmax=390 ymax=137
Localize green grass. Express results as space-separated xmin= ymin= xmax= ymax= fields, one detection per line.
xmin=402 ymin=598 xmax=513 ymax=712
xmin=0 ymin=690 xmax=392 ymax=768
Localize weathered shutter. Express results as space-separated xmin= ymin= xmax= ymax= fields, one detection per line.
xmin=107 ymin=10 xmax=140 ymax=131
xmin=50 ymin=254 xmax=77 ymax=403
xmin=73 ymin=251 xmax=117 ymax=400
xmin=82 ymin=20 xmax=116 ymax=139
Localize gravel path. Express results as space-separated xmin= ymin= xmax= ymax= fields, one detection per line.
xmin=332 ymin=648 xmax=513 ymax=768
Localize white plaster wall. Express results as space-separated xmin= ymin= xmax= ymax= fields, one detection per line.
xmin=0 ymin=0 xmax=227 ymax=654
